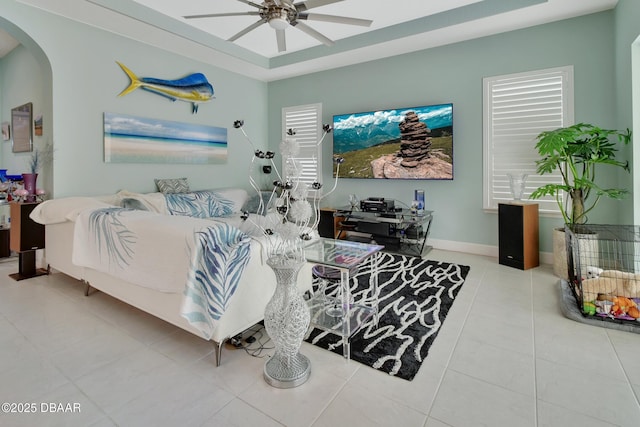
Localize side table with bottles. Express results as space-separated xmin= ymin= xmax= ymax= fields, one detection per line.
xmin=333 ymin=207 xmax=433 ymax=257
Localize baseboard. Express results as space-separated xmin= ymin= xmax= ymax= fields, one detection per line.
xmin=429 ymin=238 xmax=553 ymax=266
xmin=429 ymin=238 xmax=497 ymax=257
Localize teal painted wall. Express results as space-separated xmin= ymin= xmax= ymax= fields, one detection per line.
xmin=1 ymin=1 xmax=636 ymax=253
xmin=0 ymin=23 xmax=52 ymax=197
xmin=0 ymin=45 xmax=50 ymax=186
xmin=0 ymin=1 xmax=268 ymax=198
xmin=268 ymin=12 xmax=622 ymax=253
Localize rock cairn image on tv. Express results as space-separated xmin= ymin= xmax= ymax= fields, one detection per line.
xmin=332 ymin=103 xmax=453 ymax=180
xmin=399 ymin=111 xmax=432 ymax=166
xmin=371 ymin=111 xmax=452 ymax=179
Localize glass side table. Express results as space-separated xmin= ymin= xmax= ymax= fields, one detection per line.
xmin=303 ymin=238 xmax=384 ymax=360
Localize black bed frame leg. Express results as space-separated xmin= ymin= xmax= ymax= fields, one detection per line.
xmin=83 ymin=280 xmax=96 ymax=296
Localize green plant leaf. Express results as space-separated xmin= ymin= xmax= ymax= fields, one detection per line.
xmin=530 ymin=123 xmax=632 ymax=224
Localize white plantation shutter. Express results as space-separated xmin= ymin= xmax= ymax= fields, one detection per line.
xmin=282 ymin=103 xmax=322 ymax=191
xmin=483 ymin=66 xmax=574 ymax=213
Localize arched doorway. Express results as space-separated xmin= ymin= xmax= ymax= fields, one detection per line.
xmin=0 ymin=16 xmax=53 ymax=197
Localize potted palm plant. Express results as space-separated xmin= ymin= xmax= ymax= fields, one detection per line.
xmin=530 ymin=122 xmax=632 ymax=278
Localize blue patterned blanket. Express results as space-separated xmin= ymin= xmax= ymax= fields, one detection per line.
xmin=165 ymin=191 xmax=236 ymax=218
xmin=72 ymin=207 xmax=251 ymax=339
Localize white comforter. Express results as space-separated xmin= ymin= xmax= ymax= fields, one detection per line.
xmin=72 ymin=207 xmax=252 ymax=338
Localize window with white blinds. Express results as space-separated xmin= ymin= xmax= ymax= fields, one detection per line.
xmin=483 ymin=66 xmax=574 ymax=213
xmin=282 ymin=103 xmax=322 ymax=192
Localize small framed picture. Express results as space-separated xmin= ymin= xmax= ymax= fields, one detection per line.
xmin=34 ymin=114 xmax=43 ymax=136
xmin=11 ymin=102 xmax=33 ymax=152
xmin=1 ymin=122 xmax=9 ymax=141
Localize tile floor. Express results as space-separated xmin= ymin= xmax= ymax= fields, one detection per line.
xmin=1 ymin=250 xmax=639 ymax=427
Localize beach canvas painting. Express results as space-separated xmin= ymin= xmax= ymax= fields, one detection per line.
xmin=104 ymin=112 xmax=227 ymax=164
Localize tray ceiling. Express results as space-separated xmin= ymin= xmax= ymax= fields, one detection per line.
xmin=8 ymin=0 xmax=619 ymax=81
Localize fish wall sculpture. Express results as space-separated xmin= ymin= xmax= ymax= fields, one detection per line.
xmin=116 ymin=62 xmax=214 ymax=114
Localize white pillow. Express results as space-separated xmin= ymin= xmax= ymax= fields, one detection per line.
xmin=29 ymin=197 xmax=115 ymax=225
xmin=211 ymin=188 xmax=249 ymax=213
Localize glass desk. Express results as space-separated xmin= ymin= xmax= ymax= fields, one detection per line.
xmin=333 ymin=207 xmax=433 ymax=257
xmin=303 ymin=238 xmax=384 ymax=360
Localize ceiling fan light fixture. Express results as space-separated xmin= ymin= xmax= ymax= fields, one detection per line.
xmin=268 ymin=17 xmax=289 ymax=30
xmin=186 ymin=0 xmax=371 ymax=52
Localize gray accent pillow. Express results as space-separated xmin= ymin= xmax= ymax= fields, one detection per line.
xmin=154 ymin=177 xmax=190 ymax=194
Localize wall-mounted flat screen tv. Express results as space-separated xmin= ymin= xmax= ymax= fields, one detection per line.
xmin=332 ymin=103 xmax=453 ymax=180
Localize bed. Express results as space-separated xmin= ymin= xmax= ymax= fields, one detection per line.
xmin=30 ymin=188 xmax=313 ymax=366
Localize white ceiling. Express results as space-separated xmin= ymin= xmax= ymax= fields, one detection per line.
xmin=7 ymin=0 xmax=619 ymax=81
xmin=135 ymin=0 xmax=482 ymax=58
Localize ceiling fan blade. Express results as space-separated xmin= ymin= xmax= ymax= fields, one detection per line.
xmin=294 ymin=0 xmax=344 ymax=12
xmin=291 ymin=21 xmax=334 ymax=46
xmin=298 ymin=13 xmax=372 ymax=27
xmin=229 ymin=18 xmax=268 ymax=41
xmin=236 ymin=0 xmax=265 ymax=9
xmin=184 ymin=11 xmax=260 ymax=20
xmin=276 ymin=29 xmax=287 ymax=52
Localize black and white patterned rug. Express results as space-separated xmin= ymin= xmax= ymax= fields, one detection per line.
xmin=305 ymin=252 xmax=470 ymax=381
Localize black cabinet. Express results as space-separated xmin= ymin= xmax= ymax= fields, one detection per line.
xmin=0 ymin=228 xmax=9 ymax=258
xmin=498 ymin=203 xmax=539 ymax=270
xmin=9 ymin=202 xmax=47 ymax=280
xmin=318 ymin=208 xmax=336 ymax=238
xmin=318 ymin=208 xmax=348 ymax=239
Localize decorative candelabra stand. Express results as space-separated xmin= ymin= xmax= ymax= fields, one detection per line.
xmin=234 ymin=120 xmax=340 ymax=388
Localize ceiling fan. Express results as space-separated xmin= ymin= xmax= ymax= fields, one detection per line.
xmin=184 ymin=0 xmax=372 ymax=53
